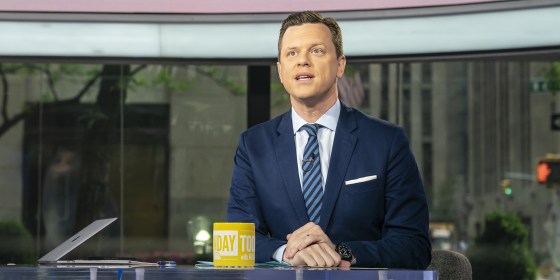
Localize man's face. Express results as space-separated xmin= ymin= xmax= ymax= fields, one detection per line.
xmin=277 ymin=23 xmax=345 ymax=105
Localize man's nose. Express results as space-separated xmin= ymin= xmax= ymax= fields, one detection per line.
xmin=297 ymin=53 xmax=311 ymax=67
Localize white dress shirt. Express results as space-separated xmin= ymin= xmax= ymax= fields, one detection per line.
xmin=272 ymin=100 xmax=341 ymax=262
xmin=292 ymin=101 xmax=340 ymax=189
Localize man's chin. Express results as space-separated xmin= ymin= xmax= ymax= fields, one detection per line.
xmin=289 ymin=93 xmax=322 ymax=104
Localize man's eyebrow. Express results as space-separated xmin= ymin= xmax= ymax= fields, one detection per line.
xmin=283 ymin=46 xmax=299 ymax=51
xmin=283 ymin=43 xmax=325 ymax=51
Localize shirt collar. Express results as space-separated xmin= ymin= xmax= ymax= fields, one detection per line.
xmin=292 ymin=99 xmax=340 ymax=134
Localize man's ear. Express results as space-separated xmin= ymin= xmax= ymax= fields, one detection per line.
xmin=337 ymin=55 xmax=347 ymax=78
xmin=277 ymin=61 xmax=283 ymax=83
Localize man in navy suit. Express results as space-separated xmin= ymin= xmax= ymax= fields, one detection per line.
xmin=227 ymin=11 xmax=431 ymax=268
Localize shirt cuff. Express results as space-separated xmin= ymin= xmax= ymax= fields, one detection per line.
xmin=272 ymin=244 xmax=287 ymax=263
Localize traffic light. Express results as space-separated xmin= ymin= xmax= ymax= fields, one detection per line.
xmin=501 ymin=179 xmax=512 ymax=196
xmin=537 ymin=158 xmax=560 ymax=185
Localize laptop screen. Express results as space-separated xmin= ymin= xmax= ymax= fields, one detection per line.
xmin=38 ymin=217 xmax=117 ymax=263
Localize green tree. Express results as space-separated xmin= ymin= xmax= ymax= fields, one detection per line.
xmin=466 ymin=212 xmax=536 ymax=280
xmin=0 ymin=220 xmax=34 ymax=264
xmin=546 ymin=62 xmax=560 ymax=94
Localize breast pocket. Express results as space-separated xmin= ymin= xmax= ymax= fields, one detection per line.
xmin=344 ymin=175 xmax=381 ymax=194
xmin=340 ymin=174 xmax=384 ymax=221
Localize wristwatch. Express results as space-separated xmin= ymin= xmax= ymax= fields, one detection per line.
xmin=335 ymin=244 xmax=355 ymax=263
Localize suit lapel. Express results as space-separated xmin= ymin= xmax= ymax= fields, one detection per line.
xmin=274 ymin=111 xmax=310 ymax=226
xmin=320 ymin=104 xmax=357 ymax=229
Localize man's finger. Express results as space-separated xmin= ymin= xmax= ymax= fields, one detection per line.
xmin=285 ymin=222 xmax=332 ymax=258
xmin=285 ymin=235 xmax=309 ymax=258
xmin=320 ymin=242 xmax=341 ymax=266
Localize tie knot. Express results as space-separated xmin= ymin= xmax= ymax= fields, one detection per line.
xmin=302 ymin=124 xmax=321 ymax=137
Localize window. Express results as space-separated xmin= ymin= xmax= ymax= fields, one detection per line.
xmin=0 ymin=63 xmax=246 ymax=262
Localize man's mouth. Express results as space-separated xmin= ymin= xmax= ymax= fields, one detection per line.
xmin=296 ymin=73 xmax=315 ymax=81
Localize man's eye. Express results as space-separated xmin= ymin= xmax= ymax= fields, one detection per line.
xmin=312 ymin=48 xmax=325 ymax=54
xmin=287 ymin=51 xmax=297 ymax=56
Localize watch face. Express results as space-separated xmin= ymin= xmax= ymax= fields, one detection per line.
xmin=336 ymin=244 xmax=353 ymax=261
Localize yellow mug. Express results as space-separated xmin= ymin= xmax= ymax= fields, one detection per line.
xmin=213 ymin=222 xmax=255 ymax=267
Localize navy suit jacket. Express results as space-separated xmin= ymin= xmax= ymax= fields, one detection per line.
xmin=227 ymin=102 xmax=431 ymax=268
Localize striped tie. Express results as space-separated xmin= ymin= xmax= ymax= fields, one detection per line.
xmin=301 ymin=124 xmax=323 ymax=224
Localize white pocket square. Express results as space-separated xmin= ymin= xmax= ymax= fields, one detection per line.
xmin=345 ymin=175 xmax=377 ymax=185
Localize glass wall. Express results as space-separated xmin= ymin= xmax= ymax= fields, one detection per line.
xmin=2 ymin=57 xmax=560 ymax=276
xmin=271 ymin=59 xmax=560 ymax=276
xmin=0 ymin=63 xmax=247 ymax=263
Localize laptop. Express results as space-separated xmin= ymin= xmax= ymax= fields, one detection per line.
xmin=38 ymin=217 xmax=158 ymax=268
